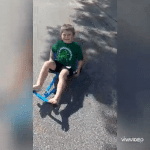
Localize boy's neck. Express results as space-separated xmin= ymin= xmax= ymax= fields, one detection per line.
xmin=61 ymin=40 xmax=74 ymax=44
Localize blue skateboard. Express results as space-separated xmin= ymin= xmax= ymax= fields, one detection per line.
xmin=33 ymin=73 xmax=59 ymax=107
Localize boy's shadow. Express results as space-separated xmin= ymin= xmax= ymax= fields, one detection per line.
xmin=37 ymin=102 xmax=53 ymax=118
xmin=37 ymin=70 xmax=91 ymax=132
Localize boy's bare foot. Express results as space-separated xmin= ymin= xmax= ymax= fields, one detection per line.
xmin=48 ymin=97 xmax=59 ymax=105
xmin=33 ymin=85 xmax=42 ymax=92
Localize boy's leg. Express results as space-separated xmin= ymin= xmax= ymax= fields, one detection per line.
xmin=33 ymin=60 xmax=56 ymax=91
xmin=48 ymin=68 xmax=69 ymax=104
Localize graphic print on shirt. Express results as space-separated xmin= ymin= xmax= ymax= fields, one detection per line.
xmin=57 ymin=47 xmax=72 ymax=64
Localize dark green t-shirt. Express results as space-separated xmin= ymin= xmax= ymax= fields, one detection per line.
xmin=52 ymin=40 xmax=83 ymax=71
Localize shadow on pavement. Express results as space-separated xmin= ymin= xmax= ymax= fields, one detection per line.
xmin=37 ymin=103 xmax=53 ymax=118
xmin=102 ymin=110 xmax=117 ymax=137
xmin=103 ymin=144 xmax=117 ymax=150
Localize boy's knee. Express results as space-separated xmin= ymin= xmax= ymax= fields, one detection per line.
xmin=45 ymin=60 xmax=53 ymax=65
xmin=44 ymin=60 xmax=55 ymax=68
xmin=59 ymin=70 xmax=69 ymax=81
xmin=44 ymin=61 xmax=50 ymax=66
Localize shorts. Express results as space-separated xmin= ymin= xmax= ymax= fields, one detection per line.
xmin=49 ymin=60 xmax=75 ymax=77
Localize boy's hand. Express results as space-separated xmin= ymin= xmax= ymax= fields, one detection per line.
xmin=74 ymin=60 xmax=83 ymax=78
xmin=74 ymin=71 xmax=80 ymax=78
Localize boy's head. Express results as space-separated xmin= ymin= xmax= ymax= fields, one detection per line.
xmin=60 ymin=24 xmax=75 ymax=44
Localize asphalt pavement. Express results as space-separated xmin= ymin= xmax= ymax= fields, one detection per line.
xmin=33 ymin=0 xmax=117 ymax=149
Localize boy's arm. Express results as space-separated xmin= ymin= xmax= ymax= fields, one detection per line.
xmin=49 ymin=49 xmax=55 ymax=61
xmin=75 ymin=60 xmax=83 ymax=77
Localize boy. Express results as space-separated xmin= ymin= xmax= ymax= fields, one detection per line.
xmin=33 ymin=24 xmax=83 ymax=106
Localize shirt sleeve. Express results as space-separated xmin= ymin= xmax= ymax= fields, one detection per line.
xmin=76 ymin=45 xmax=83 ymax=61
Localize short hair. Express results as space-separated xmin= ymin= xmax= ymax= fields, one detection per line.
xmin=60 ymin=24 xmax=75 ymax=36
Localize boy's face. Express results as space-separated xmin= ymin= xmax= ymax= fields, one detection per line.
xmin=61 ymin=30 xmax=74 ymax=44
